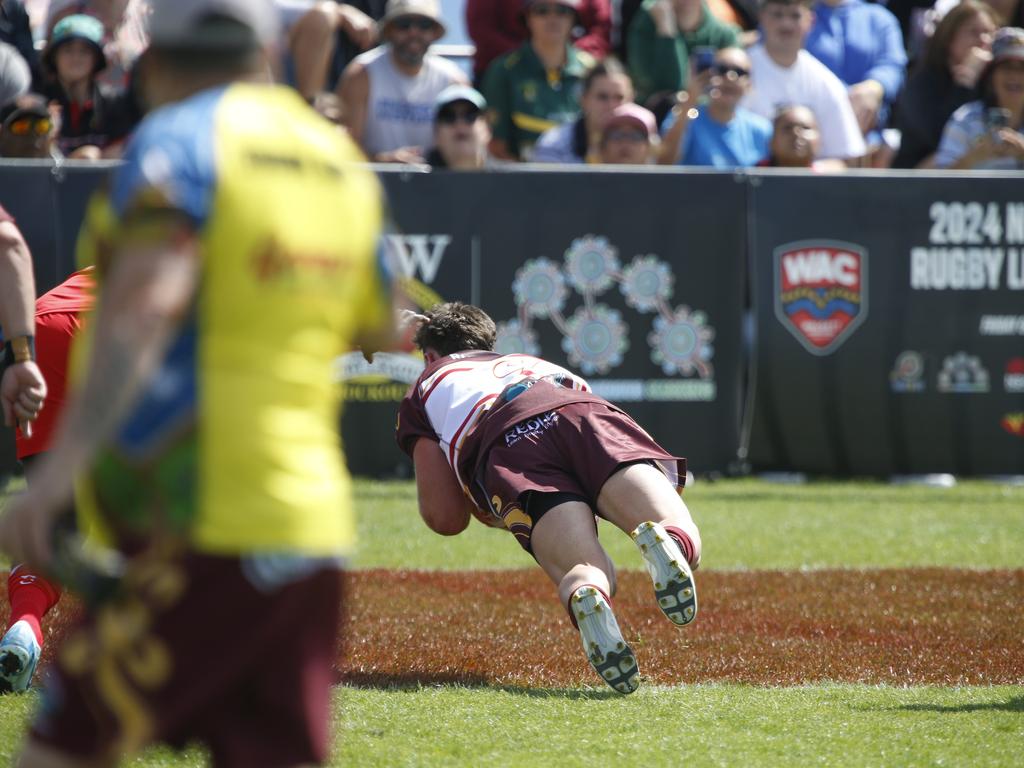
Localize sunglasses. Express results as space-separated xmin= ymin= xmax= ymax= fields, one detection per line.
xmin=437 ymin=108 xmax=480 ymax=125
xmin=391 ymin=16 xmax=437 ymax=32
xmin=712 ymin=64 xmax=750 ymax=78
xmin=530 ymin=4 xmax=575 ymax=17
xmin=5 ymin=116 xmax=52 ymax=137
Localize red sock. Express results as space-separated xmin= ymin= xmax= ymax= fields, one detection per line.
xmin=564 ymin=583 xmax=613 ymax=630
xmin=663 ymin=525 xmax=699 ymax=570
xmin=7 ymin=566 xmax=62 ymax=646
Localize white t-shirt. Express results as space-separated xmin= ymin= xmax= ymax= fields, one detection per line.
xmin=356 ymin=45 xmax=466 ymax=156
xmin=742 ymin=44 xmax=867 ymax=160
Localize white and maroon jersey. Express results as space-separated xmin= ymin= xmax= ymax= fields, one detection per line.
xmin=397 ymin=351 xmax=590 ymax=491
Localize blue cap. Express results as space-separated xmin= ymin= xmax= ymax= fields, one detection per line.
xmin=44 ymin=14 xmax=106 ymax=74
xmin=434 ymin=85 xmax=487 ymax=119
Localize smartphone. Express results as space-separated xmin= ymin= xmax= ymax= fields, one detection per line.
xmin=693 ymin=47 xmax=716 ymax=75
xmin=986 ymin=107 xmax=1012 ymax=142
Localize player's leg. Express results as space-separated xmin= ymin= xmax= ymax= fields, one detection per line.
xmin=530 ymin=497 xmax=639 ymax=694
xmin=597 ymin=462 xmax=702 ymax=568
xmin=597 ymin=462 xmax=701 ymax=626
xmin=529 ymin=497 xmax=614 ymax=608
xmin=1 ymin=564 xmax=61 ymax=694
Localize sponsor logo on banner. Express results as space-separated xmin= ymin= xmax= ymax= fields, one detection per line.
xmin=890 ymin=351 xmax=926 ymax=393
xmin=774 ymin=241 xmax=868 ymax=355
xmin=1002 ymin=413 xmax=1024 ymax=437
xmin=1005 ymin=358 xmax=1024 ymax=393
xmin=386 ymin=234 xmax=451 ymax=284
xmin=937 ymin=352 xmax=990 ymax=393
xmin=979 ymin=315 xmax=1024 ymax=336
xmin=337 ymin=234 xmax=452 ymax=402
xmin=497 ymin=236 xmax=717 ymax=401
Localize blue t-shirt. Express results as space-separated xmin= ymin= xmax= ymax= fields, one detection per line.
xmin=668 ymin=107 xmax=772 ymax=168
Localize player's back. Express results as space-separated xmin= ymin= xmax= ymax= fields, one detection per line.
xmin=84 ymin=84 xmax=389 ymax=557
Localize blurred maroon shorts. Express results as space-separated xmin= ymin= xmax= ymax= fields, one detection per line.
xmin=480 ymin=402 xmax=685 ymax=552
xmin=29 ymin=549 xmax=344 ymax=767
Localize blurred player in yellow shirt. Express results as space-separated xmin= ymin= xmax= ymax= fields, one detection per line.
xmin=0 ymin=1 xmax=394 ymax=765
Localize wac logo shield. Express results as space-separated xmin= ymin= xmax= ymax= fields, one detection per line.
xmin=774 ymin=241 xmax=868 ymax=356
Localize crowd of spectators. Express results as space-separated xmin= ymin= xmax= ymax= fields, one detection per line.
xmin=0 ymin=0 xmax=1022 ymax=170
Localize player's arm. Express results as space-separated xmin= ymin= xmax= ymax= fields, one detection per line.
xmin=412 ymin=437 xmax=473 ymax=536
xmin=0 ymin=219 xmax=46 ymax=435
xmin=0 ymin=211 xmax=199 ymax=568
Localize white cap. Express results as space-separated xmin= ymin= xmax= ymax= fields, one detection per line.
xmin=149 ymin=0 xmax=280 ymax=50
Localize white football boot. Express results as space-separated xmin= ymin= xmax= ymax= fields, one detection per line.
xmin=570 ymin=585 xmax=639 ymax=694
xmin=631 ymin=521 xmax=698 ymax=627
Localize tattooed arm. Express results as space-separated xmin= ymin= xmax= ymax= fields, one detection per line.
xmin=0 ymin=212 xmax=199 ymax=568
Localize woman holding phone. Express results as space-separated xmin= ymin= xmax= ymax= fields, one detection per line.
xmin=935 ymin=26 xmax=1024 ymax=169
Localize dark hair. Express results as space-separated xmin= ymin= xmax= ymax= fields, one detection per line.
xmin=771 ymin=102 xmax=816 ymax=127
xmin=414 ymin=302 xmax=497 ymax=356
xmin=151 ymin=14 xmax=264 ymax=75
xmin=583 ymin=57 xmax=629 ymax=94
xmin=760 ymin=0 xmax=814 ymax=9
xmin=924 ymin=0 xmax=997 ymax=75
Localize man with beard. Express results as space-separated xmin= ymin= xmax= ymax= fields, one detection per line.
xmin=337 ymin=0 xmax=468 ymax=163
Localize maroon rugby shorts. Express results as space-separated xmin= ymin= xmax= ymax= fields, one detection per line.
xmin=479 ymin=402 xmax=685 ymax=552
xmin=29 ymin=547 xmax=344 ymax=767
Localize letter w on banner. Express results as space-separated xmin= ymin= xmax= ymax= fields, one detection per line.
xmin=773 ymin=240 xmax=869 ymax=356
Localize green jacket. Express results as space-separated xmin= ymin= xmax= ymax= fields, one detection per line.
xmin=627 ymin=0 xmax=740 ymax=105
xmin=481 ymin=42 xmax=595 ymax=160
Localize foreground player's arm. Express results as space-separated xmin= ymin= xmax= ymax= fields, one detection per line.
xmin=0 ymin=219 xmax=47 ymax=434
xmin=0 ymin=212 xmax=199 ymax=568
xmin=412 ymin=437 xmax=473 ymax=536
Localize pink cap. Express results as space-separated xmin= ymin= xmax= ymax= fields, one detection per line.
xmin=604 ymin=103 xmax=657 ymax=138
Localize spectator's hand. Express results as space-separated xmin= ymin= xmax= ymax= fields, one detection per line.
xmin=848 ymin=80 xmax=883 ymax=134
xmin=69 ymin=145 xmax=103 ymax=161
xmin=993 ymin=128 xmax=1024 ymax=160
xmin=690 ymin=67 xmax=713 ymax=99
xmin=1 ymin=361 xmax=47 ymax=439
xmin=650 ymin=0 xmax=677 ymax=37
xmin=958 ymin=130 xmax=1024 ymax=167
xmin=951 ymin=47 xmax=992 ymax=89
xmin=0 ymin=473 xmax=65 ymax=570
xmin=374 ymin=146 xmax=427 ymax=165
xmin=338 ymin=4 xmax=378 ymax=51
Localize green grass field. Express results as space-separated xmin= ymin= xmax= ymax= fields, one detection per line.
xmin=1 ymin=477 xmax=1023 ymax=766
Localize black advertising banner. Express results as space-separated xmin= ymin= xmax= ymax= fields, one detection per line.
xmin=0 ymin=164 xmax=61 ymax=293
xmin=748 ymin=173 xmax=1024 ymax=476
xmin=345 ymin=170 xmax=748 ymax=476
xmin=468 ymin=170 xmax=746 ymax=475
xmin=338 ymin=171 xmax=482 ymax=476
xmin=5 ymin=163 xmax=1019 ymax=481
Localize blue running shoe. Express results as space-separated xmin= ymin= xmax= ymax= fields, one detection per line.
xmin=0 ymin=620 xmax=41 ymax=694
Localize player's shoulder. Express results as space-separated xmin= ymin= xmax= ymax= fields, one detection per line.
xmin=130 ymin=86 xmax=226 ymax=152
xmin=112 ymin=86 xmax=226 ymax=215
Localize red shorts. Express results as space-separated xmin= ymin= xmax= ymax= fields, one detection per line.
xmin=479 ymin=402 xmax=685 ymax=553
xmin=29 ymin=546 xmax=344 ymax=767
